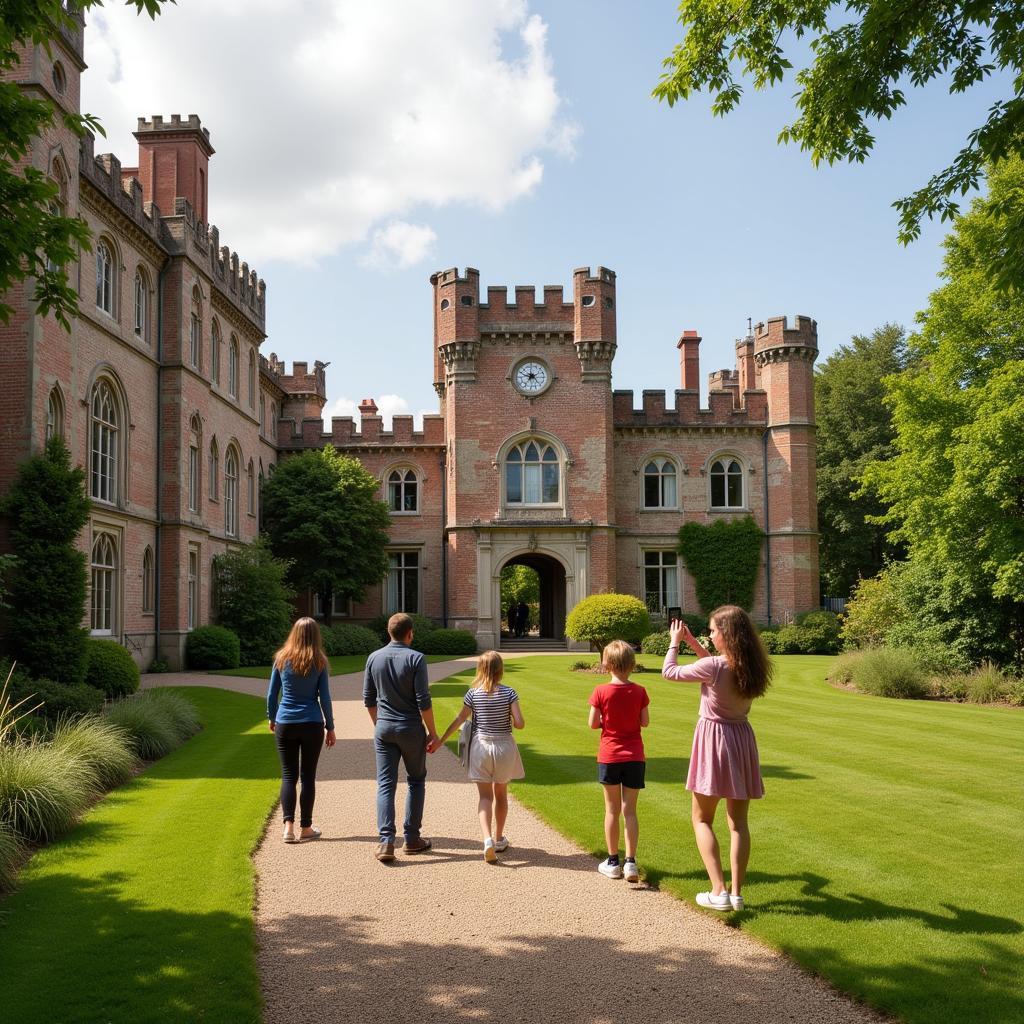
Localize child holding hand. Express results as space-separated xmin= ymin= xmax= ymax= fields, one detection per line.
xmin=589 ymin=639 xmax=650 ymax=883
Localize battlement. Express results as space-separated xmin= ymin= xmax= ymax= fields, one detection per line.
xmin=612 ymin=388 xmax=768 ymax=428
xmin=279 ymin=413 xmax=446 ymax=450
xmin=708 ymin=368 xmax=739 ymax=390
xmin=207 ymin=222 xmax=266 ymax=328
xmin=135 ymin=114 xmax=214 ymax=155
xmin=754 ymin=314 xmax=817 ymax=354
xmin=274 ymin=359 xmax=327 ymax=401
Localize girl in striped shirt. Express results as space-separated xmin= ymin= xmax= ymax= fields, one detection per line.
xmin=436 ymin=651 xmax=525 ymax=862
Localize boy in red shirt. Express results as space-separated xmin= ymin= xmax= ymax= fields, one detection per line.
xmin=588 ymin=639 xmax=650 ymax=882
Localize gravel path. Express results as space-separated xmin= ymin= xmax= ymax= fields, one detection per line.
xmin=145 ymin=662 xmax=883 ymax=1024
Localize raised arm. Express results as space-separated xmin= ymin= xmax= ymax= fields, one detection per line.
xmin=662 ymin=619 xmax=716 ymax=683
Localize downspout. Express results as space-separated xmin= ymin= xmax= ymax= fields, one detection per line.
xmin=154 ymin=256 xmax=171 ymax=663
xmin=762 ymin=426 xmax=772 ymax=625
xmin=440 ymin=444 xmax=448 ymax=627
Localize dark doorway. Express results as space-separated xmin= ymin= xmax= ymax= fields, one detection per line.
xmin=500 ymin=553 xmax=567 ymax=640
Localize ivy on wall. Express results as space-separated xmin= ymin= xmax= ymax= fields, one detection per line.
xmin=677 ymin=516 xmax=764 ymax=613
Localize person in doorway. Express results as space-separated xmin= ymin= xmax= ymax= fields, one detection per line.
xmin=267 ymin=617 xmax=336 ymax=844
xmin=515 ymin=600 xmax=529 ymax=638
xmin=363 ymin=612 xmax=440 ymax=862
xmin=507 ymin=603 xmax=516 ymax=637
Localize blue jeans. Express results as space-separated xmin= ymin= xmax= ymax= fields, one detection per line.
xmin=374 ymin=721 xmax=427 ymax=842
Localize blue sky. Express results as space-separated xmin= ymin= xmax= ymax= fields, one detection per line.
xmin=83 ymin=1 xmax=1013 ymax=424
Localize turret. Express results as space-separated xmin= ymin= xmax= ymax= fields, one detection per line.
xmin=573 ymin=266 xmax=616 ymax=381
xmin=134 ymin=114 xmax=214 ymax=226
xmin=431 ymin=267 xmax=481 ymax=386
xmin=753 ymin=315 xmax=817 ymax=425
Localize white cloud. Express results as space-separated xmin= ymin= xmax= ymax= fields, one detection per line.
xmin=322 ymin=394 xmax=435 ymax=431
xmin=82 ymin=1 xmax=575 ymax=268
xmin=360 ymin=221 xmax=437 ymax=270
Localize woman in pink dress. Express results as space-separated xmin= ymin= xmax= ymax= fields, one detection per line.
xmin=662 ymin=606 xmax=772 ymax=911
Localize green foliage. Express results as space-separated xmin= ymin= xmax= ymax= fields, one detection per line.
xmin=0 ymin=1 xmax=170 ymax=327
xmin=83 ymin=638 xmax=139 ymax=698
xmin=0 ymin=437 xmax=90 ymax=684
xmin=1006 ymin=680 xmax=1024 ymax=706
xmin=322 ymin=623 xmax=381 ymax=657
xmin=677 ymin=516 xmax=763 ymax=613
xmin=261 ymin=446 xmax=390 ymax=624
xmin=640 ymin=631 xmax=671 ymax=656
xmin=212 ymin=538 xmax=294 ymax=665
xmin=104 ymin=694 xmax=177 ymax=760
xmin=500 ymin=564 xmax=539 ymax=628
xmin=814 ymin=325 xmax=914 ymax=595
xmin=565 ymin=594 xmax=650 ymax=650
xmin=417 ymin=628 xmax=477 ymax=656
xmin=0 ymin=739 xmax=91 ymax=841
xmin=653 ymin=2 xmax=1024 ymax=287
xmin=7 ymin=672 xmax=104 ymax=724
xmin=0 ymin=820 xmax=23 ymax=892
xmin=0 ymin=552 xmax=15 ymax=612
xmin=826 ymin=651 xmax=863 ymax=688
xmin=367 ymin=612 xmax=437 ymax=644
xmin=185 ymin=625 xmax=240 ymax=670
xmin=847 ymin=648 xmax=929 ymax=700
xmin=49 ymin=715 xmax=137 ymax=790
xmin=142 ymin=690 xmax=202 ymax=743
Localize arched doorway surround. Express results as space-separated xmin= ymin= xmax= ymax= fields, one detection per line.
xmin=500 ymin=553 xmax=566 ymax=641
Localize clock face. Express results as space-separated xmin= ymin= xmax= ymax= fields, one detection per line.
xmin=515 ymin=360 xmax=549 ymax=394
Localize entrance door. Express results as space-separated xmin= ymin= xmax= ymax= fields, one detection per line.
xmin=501 ymin=553 xmax=567 ymax=640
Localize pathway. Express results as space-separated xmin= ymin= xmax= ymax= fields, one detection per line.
xmin=144 ymin=661 xmax=883 ymax=1024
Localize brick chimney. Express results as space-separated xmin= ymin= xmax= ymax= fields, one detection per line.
xmin=134 ymin=114 xmax=214 ymax=223
xmin=677 ymin=330 xmax=701 ymax=391
xmin=358 ymin=398 xmax=379 ymax=417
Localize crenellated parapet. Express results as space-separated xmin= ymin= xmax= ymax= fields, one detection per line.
xmin=753 ymin=315 xmax=818 ymax=366
xmin=277 ymin=413 xmax=446 ymax=451
xmin=206 ymin=222 xmax=266 ymax=330
xmin=613 ymin=388 xmax=768 ymax=430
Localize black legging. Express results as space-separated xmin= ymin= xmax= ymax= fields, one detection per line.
xmin=275 ymin=721 xmax=324 ymax=827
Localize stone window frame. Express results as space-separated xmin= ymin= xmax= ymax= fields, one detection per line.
xmin=224 ymin=443 xmax=241 ymax=537
xmin=89 ymin=525 xmax=121 ymax=637
xmin=188 ymin=414 xmax=202 ymax=514
xmin=211 ymin=318 xmax=222 ymax=385
xmin=704 ymin=449 xmax=749 ymax=512
xmin=384 ymin=547 xmax=423 ymax=615
xmin=142 ymin=545 xmax=155 ymax=615
xmin=247 ymin=348 xmax=256 ymax=408
xmin=640 ymin=545 xmax=680 ymax=615
xmin=94 ymin=235 xmax=118 ymax=319
xmin=134 ymin=266 xmax=150 ymax=342
xmin=382 ymin=461 xmax=423 ymax=516
xmin=209 ymin=436 xmax=220 ymax=502
xmin=88 ymin=369 xmax=129 ymax=507
xmin=47 ymin=155 xmax=69 ymax=273
xmin=187 ymin=543 xmax=200 ymax=630
xmin=246 ymin=459 xmax=256 ymax=517
xmin=639 ymin=451 xmax=681 ymax=512
xmin=312 ymin=591 xmax=353 ymax=619
xmin=46 ymin=383 xmax=65 ymax=442
xmin=497 ymin=429 xmax=568 ymax=512
xmin=228 ymin=334 xmax=240 ymax=398
xmin=189 ymin=285 xmax=203 ymax=370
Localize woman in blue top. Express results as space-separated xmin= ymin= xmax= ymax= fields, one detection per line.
xmin=267 ymin=617 xmax=336 ymax=843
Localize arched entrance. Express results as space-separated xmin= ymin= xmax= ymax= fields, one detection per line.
xmin=499 ymin=553 xmax=567 ymax=643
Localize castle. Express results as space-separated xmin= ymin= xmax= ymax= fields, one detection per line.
xmin=0 ymin=14 xmax=819 ymax=667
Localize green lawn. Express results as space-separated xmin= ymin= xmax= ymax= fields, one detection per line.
xmin=0 ymin=688 xmax=279 ymax=1024
xmin=214 ymin=652 xmax=463 ymax=680
xmin=431 ymin=655 xmax=1024 ymax=1024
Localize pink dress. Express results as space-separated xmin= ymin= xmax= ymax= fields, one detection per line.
xmin=662 ymin=651 xmax=764 ymax=800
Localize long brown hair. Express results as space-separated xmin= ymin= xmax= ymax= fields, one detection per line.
xmin=710 ymin=605 xmax=772 ymax=698
xmin=274 ymin=617 xmax=327 ymax=676
xmin=472 ymin=651 xmax=504 ymax=694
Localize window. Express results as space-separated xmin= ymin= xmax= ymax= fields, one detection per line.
xmin=95 ymin=240 xmax=114 ymax=315
xmin=142 ymin=546 xmax=155 ymax=614
xmin=710 ymin=458 xmax=744 ymax=509
xmin=247 ymin=460 xmax=255 ymax=515
xmin=209 ymin=438 xmax=219 ymax=501
xmin=90 ymin=379 xmax=119 ymax=503
xmin=47 ymin=162 xmax=67 ymax=272
xmin=644 ymin=550 xmax=679 ymax=614
xmin=386 ymin=551 xmax=419 ymax=614
xmin=225 ymin=448 xmax=238 ymax=536
xmin=46 ymin=386 xmax=64 ymax=441
xmin=52 ymin=60 xmax=67 ymax=96
xmin=134 ymin=270 xmax=148 ymax=339
xmin=505 ymin=440 xmax=559 ymax=505
xmin=643 ymin=457 xmax=677 ymax=509
xmin=270 ymin=403 xmax=277 ymax=439
xmin=313 ymin=592 xmax=351 ymax=618
xmin=189 ymin=287 xmax=202 ymax=368
xmin=228 ymin=336 xmax=239 ymax=397
xmin=247 ymin=349 xmax=256 ymax=407
xmin=257 ymin=469 xmax=264 ymax=530
xmin=211 ymin=320 xmax=221 ymax=384
xmin=259 ymin=395 xmax=265 ymax=435
xmin=188 ymin=416 xmax=201 ymax=513
xmin=187 ymin=546 xmax=198 ymax=630
xmin=387 ymin=469 xmax=418 ymax=512
xmin=90 ymin=532 xmax=117 ymax=635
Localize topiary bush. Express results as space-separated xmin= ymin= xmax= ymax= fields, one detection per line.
xmin=641 ymin=631 xmax=671 ymax=656
xmin=185 ymin=625 xmax=240 ymax=670
xmin=850 ymin=648 xmax=929 ymax=699
xmin=49 ymin=716 xmax=137 ymax=790
xmin=84 ymin=638 xmax=140 ymax=698
xmin=566 ymin=594 xmax=650 ymax=651
xmin=417 ymin=628 xmax=477 ymax=656
xmin=323 ymin=623 xmax=381 ymax=656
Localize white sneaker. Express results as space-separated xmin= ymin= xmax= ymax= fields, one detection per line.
xmin=598 ymin=858 xmax=623 ymax=879
xmin=483 ymin=838 xmax=497 ymax=863
xmin=494 ymin=836 xmax=509 ymax=852
xmin=729 ymin=893 xmax=744 ymax=911
xmin=696 ymin=891 xmax=733 ymax=911
xmin=623 ymin=860 xmax=639 ymax=883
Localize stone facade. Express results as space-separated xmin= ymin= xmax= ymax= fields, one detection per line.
xmin=1 ymin=15 xmax=819 ymax=665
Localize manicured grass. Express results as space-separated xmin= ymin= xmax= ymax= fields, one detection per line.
xmin=431 ymin=655 xmax=1024 ymax=1024
xmin=214 ymin=652 xmax=464 ymax=680
xmin=0 ymin=688 xmax=279 ymax=1024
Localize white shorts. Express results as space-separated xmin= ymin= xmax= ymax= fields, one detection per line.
xmin=468 ymin=732 xmax=525 ymax=783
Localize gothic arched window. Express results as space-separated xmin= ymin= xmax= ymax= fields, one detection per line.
xmin=710 ymin=457 xmax=744 ymax=509
xmin=90 ymin=379 xmax=120 ymax=503
xmin=211 ymin=319 xmax=222 ymax=384
xmin=189 ymin=286 xmax=202 ymax=368
xmin=387 ymin=469 xmax=418 ymax=513
xmin=46 ymin=386 xmax=64 ymax=442
xmin=225 ymin=447 xmax=239 ymax=536
xmin=505 ymin=440 xmax=559 ymax=505
xmin=228 ymin=335 xmax=239 ymax=398
xmin=90 ymin=532 xmax=117 ymax=635
xmin=643 ymin=457 xmax=677 ymax=509
xmin=95 ymin=239 xmax=114 ymax=315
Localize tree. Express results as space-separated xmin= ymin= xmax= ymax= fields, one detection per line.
xmin=500 ymin=564 xmax=539 ymax=629
xmin=261 ymin=446 xmax=390 ymax=626
xmin=816 ymin=324 xmax=915 ymax=596
xmin=0 ymin=436 xmax=90 ymax=684
xmin=864 ymin=155 xmax=1024 ymax=667
xmin=565 ymin=594 xmax=651 ymax=652
xmin=1 ymin=1 xmax=171 ymax=327
xmin=654 ymin=2 xmax=1024 ymax=287
xmin=213 ymin=538 xmax=295 ymax=665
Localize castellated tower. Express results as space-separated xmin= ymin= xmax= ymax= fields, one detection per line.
xmin=754 ymin=315 xmax=820 ymax=616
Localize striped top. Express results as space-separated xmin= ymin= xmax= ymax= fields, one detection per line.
xmin=463 ymin=684 xmax=519 ymax=734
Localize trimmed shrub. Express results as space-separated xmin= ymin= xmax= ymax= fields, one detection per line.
xmin=566 ymin=594 xmax=650 ymax=651
xmin=84 ymin=638 xmax=140 ymax=698
xmin=143 ymin=690 xmax=202 ymax=742
xmin=0 ymin=739 xmax=91 ymax=841
xmin=851 ymin=648 xmax=928 ymax=699
xmin=0 ymin=821 xmax=23 ymax=892
xmin=368 ymin=613 xmax=437 ymax=644
xmin=323 ymin=623 xmax=381 ymax=657
xmin=105 ymin=697 xmax=179 ymax=760
xmin=641 ymin=631 xmax=671 ymax=656
xmin=185 ymin=625 xmax=240 ymax=670
xmin=417 ymin=628 xmax=477 ymax=656
xmin=49 ymin=716 xmax=137 ymax=790
xmin=3 ymin=660 xmax=104 ymax=724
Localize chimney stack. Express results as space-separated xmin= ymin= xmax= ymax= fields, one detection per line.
xmin=677 ymin=330 xmax=701 ymax=391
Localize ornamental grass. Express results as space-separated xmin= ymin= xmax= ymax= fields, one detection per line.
xmin=143 ymin=689 xmax=202 ymax=742
xmin=49 ymin=716 xmax=138 ymax=790
xmin=0 ymin=821 xmax=24 ymax=891
xmin=0 ymin=739 xmax=92 ymax=842
xmin=104 ymin=696 xmax=179 ymax=761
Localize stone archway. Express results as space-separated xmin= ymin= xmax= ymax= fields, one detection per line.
xmin=501 ymin=552 xmax=567 ymax=641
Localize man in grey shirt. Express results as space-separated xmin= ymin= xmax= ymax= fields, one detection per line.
xmin=363 ymin=612 xmax=440 ymax=861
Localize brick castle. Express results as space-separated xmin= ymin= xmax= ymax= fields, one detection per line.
xmin=0 ymin=15 xmax=819 ymax=667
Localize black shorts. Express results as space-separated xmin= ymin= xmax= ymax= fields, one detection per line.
xmin=598 ymin=760 xmax=646 ymax=789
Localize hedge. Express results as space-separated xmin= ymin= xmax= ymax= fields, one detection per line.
xmin=368 ymin=613 xmax=437 ymax=644
xmin=417 ymin=628 xmax=477 ymax=656
xmin=84 ymin=638 xmax=140 ymax=698
xmin=323 ymin=623 xmax=381 ymax=656
xmin=2 ymin=660 xmax=104 ymax=725
xmin=185 ymin=626 xmax=241 ymax=670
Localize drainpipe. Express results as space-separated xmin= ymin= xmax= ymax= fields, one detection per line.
xmin=440 ymin=445 xmax=448 ymax=627
xmin=762 ymin=426 xmax=772 ymax=625
xmin=154 ymin=256 xmax=171 ymax=664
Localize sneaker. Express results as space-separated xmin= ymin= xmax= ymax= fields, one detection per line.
xmin=696 ymin=891 xmax=732 ymax=911
xmin=598 ymin=858 xmax=623 ymax=879
xmin=729 ymin=893 xmax=744 ymax=911
xmin=403 ymin=836 xmax=433 ymax=854
xmin=375 ymin=840 xmax=395 ymax=862
xmin=483 ymin=838 xmax=497 ymax=863
xmin=494 ymin=836 xmax=509 ymax=853
xmin=623 ymin=860 xmax=640 ymax=883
